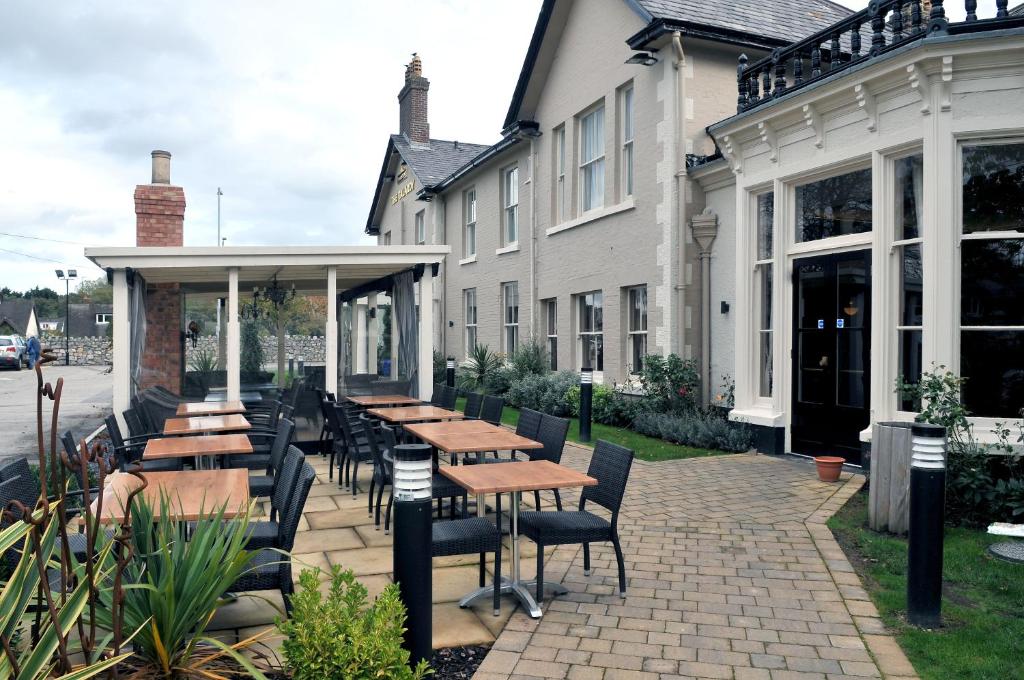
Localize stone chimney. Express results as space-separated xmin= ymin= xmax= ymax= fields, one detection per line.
xmin=398 ymin=53 xmax=430 ymax=144
xmin=134 ymin=150 xmax=186 ymax=247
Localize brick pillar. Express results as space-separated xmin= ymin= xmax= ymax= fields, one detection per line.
xmin=135 ymin=150 xmax=185 ymax=394
xmin=398 ymin=53 xmax=430 ymax=144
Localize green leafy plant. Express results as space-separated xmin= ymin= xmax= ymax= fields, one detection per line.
xmin=566 ymin=384 xmax=641 ymax=427
xmin=632 ymin=411 xmax=753 ymax=452
xmin=457 ymin=344 xmax=503 ymax=393
xmin=93 ymin=492 xmax=268 ymax=678
xmin=279 ymin=566 xmax=430 ymax=680
xmin=506 ymin=371 xmax=579 ymax=416
xmin=637 ymin=354 xmax=701 ymax=414
xmin=240 ymin=320 xmax=265 ymax=378
xmin=505 ymin=338 xmax=549 ymax=382
xmin=432 ymin=350 xmax=447 ymax=384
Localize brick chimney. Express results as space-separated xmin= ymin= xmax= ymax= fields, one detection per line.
xmin=134 ymin=150 xmax=186 ymax=247
xmin=398 ymin=53 xmax=430 ymax=144
xmin=134 ymin=150 xmax=184 ymax=394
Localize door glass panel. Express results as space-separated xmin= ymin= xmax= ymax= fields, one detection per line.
xmin=796 ymin=262 xmax=828 ymax=329
xmin=837 ymin=329 xmax=866 ymax=408
xmin=837 ymin=260 xmax=868 ymax=329
xmin=795 ymin=168 xmax=873 ymax=242
xmin=798 ymin=332 xmax=829 ymax=405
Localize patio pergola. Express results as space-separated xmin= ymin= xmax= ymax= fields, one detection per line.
xmin=85 ymin=245 xmax=448 ymax=424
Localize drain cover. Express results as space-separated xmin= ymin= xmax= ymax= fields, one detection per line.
xmin=988 ymin=541 xmax=1024 ymax=564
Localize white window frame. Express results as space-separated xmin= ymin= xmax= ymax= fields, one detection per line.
xmin=464 ymin=289 xmax=477 ymax=356
xmin=415 ymin=210 xmax=426 ymax=245
xmin=626 ymin=285 xmax=646 ymax=374
xmin=544 ymin=299 xmax=558 ymax=371
xmin=577 ymin=290 xmax=604 ymax=376
xmin=621 ymin=85 xmax=634 ymax=198
xmin=503 ymin=166 xmax=519 ymax=246
xmin=892 ymin=151 xmax=924 ymax=413
xmin=95 ymin=313 xmax=112 ymax=324
xmin=754 ymin=191 xmax=774 ymax=401
xmin=579 ymin=105 xmax=605 ymax=213
xmin=503 ymin=282 xmax=519 ymax=355
xmin=464 ymin=188 xmax=477 ymax=258
xmin=555 ymin=126 xmax=566 ymax=223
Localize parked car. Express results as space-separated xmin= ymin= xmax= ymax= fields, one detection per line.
xmin=0 ymin=335 xmax=27 ymax=370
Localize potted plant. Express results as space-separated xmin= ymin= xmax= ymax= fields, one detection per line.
xmin=814 ymin=456 xmax=845 ymax=482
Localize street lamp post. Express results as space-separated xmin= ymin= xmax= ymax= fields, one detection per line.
xmin=55 ymin=269 xmax=77 ymax=366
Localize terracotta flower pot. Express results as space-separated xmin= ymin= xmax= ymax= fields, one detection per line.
xmin=814 ymin=456 xmax=845 ymax=482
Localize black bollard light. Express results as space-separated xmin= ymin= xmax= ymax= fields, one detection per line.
xmin=446 ymin=356 xmax=456 ymax=388
xmin=392 ymin=443 xmax=433 ymax=666
xmin=907 ymin=422 xmax=947 ymax=628
xmin=579 ymin=364 xmax=593 ymax=443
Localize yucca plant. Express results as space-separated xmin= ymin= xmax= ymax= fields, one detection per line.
xmin=458 ymin=344 xmax=502 ymax=393
xmin=92 ymin=492 xmax=268 ymax=678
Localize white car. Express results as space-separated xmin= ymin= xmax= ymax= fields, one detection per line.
xmin=0 ymin=335 xmax=28 ymax=370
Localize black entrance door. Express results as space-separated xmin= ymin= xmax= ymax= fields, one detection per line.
xmin=791 ymin=250 xmax=871 ymax=464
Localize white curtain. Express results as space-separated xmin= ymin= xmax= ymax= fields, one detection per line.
xmin=393 ymin=271 xmax=419 ymax=397
xmin=128 ymin=272 xmax=147 ymax=395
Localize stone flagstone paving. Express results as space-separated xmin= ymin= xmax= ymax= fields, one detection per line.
xmin=207 ymin=442 xmax=917 ymax=679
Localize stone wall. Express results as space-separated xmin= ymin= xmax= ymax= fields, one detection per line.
xmin=40 ymin=334 xmax=112 ymax=366
xmin=185 ymin=335 xmax=326 ymax=366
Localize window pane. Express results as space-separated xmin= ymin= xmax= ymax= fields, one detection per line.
xmin=759 ymin=265 xmax=773 ymax=331
xmin=895 ymin=155 xmax=923 ymax=240
xmin=593 ymin=292 xmax=603 ymax=331
xmin=623 ymin=88 xmax=634 ymax=140
xmin=466 ymin=223 xmax=475 ymax=256
xmin=961 ymin=239 xmax=1024 ymax=326
xmin=581 ymin=108 xmax=604 ymax=163
xmin=759 ymin=331 xmax=773 ymax=398
xmin=757 ymin=193 xmax=774 ymax=260
xmin=898 ymin=329 xmax=923 ymax=411
xmin=961 ymin=330 xmax=1024 ymax=417
xmin=630 ymin=333 xmax=646 ymax=373
xmin=624 ymin=143 xmax=634 ymax=196
xmin=795 ymin=168 xmax=872 ymax=242
xmin=962 ymin=143 xmax=1024 ymax=234
xmin=582 ymin=334 xmax=604 ymax=371
xmin=548 ymin=338 xmax=558 ymax=371
xmin=901 ymin=243 xmax=923 ymax=326
xmin=580 ymin=295 xmax=593 ymax=332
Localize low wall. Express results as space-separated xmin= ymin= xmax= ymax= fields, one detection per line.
xmin=185 ymin=335 xmax=326 ymax=366
xmin=40 ymin=334 xmax=112 ymax=366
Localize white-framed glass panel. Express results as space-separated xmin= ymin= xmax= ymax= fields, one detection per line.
xmin=578 ymin=290 xmax=604 ymax=371
xmin=579 ymin=106 xmax=605 ymax=213
xmin=464 ymin=188 xmax=477 ymax=257
xmin=415 ymin=210 xmax=425 ymax=245
xmin=894 ymin=153 xmax=924 ymax=411
xmin=959 ymin=141 xmax=1024 ymax=418
xmin=544 ymin=298 xmax=558 ymax=371
xmin=794 ymin=167 xmax=872 ymax=243
xmin=464 ymin=289 xmax=477 ymax=355
xmin=555 ymin=126 xmax=566 ymax=223
xmin=627 ymin=286 xmax=646 ymax=373
xmin=755 ymin=191 xmax=774 ymax=399
xmin=622 ymin=85 xmax=634 ymax=198
xmin=504 ymin=166 xmax=519 ymax=245
xmin=503 ymin=282 xmax=519 ymax=355
xmin=96 ymin=313 xmax=112 ymax=324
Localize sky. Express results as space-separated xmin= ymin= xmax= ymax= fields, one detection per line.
xmin=0 ymin=0 xmax=993 ymax=292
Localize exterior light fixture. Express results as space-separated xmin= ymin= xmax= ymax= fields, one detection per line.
xmin=843 ymin=299 xmax=859 ymax=317
xmin=626 ymin=51 xmax=658 ymax=66
xmin=55 ymin=268 xmax=78 ymax=366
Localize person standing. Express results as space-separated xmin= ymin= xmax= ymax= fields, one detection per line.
xmin=26 ymin=334 xmax=40 ymax=369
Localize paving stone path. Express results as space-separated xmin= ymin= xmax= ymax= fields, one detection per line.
xmin=473 ymin=447 xmax=918 ymax=680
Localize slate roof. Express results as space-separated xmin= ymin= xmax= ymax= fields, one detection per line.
xmin=390 ymin=135 xmax=491 ymax=187
xmin=633 ymin=0 xmax=854 ymax=45
xmin=1011 ymin=2 xmax=1024 ymax=16
xmin=67 ymin=303 xmax=112 ymax=337
xmin=0 ymin=299 xmax=35 ymax=336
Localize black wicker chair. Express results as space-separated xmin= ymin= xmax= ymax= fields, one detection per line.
xmin=527 ymin=414 xmax=571 ymax=510
xmin=462 ymin=392 xmax=483 ymax=419
xmin=105 ymin=414 xmax=182 ymax=473
xmin=226 ymin=418 xmax=293 ymax=473
xmin=242 ymin=447 xmax=304 ymax=549
xmin=474 ymin=407 xmax=542 ymax=465
xmin=243 ymin=419 xmax=296 ymax=499
xmin=315 ymin=390 xmax=336 ymax=456
xmin=337 ymin=404 xmax=373 ymax=495
xmin=518 ymin=440 xmax=634 ymax=602
xmin=479 ymin=395 xmax=505 ymax=427
xmin=359 ymin=415 xmax=394 ymax=530
xmin=377 ymin=424 xmax=400 ymax=533
xmin=229 ymin=460 xmax=316 ymax=615
xmin=439 ymin=386 xmax=458 ymax=410
xmin=323 ymin=400 xmax=345 ymax=481
xmin=431 ymin=502 xmax=504 ymax=615
xmin=429 ymin=384 xmax=444 ymax=407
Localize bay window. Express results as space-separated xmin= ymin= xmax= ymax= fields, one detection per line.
xmin=894 ymin=154 xmax=924 ymax=411
xmin=795 ymin=167 xmax=872 ymax=242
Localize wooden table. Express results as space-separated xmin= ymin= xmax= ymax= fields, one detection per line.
xmin=162 ymin=414 xmax=252 ymax=437
xmin=175 ymin=400 xmax=246 ymax=417
xmin=404 ymin=420 xmax=542 ymax=461
xmin=143 ymin=433 xmax=253 ymax=461
xmin=345 ymin=394 xmax=422 ymax=407
xmin=366 ymin=405 xmax=465 ymax=424
xmin=85 ymin=469 xmax=250 ymax=525
xmin=440 ymin=460 xmax=597 ymax=618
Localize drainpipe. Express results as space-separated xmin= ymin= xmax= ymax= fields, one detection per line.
xmin=691 ymin=209 xmax=719 ymax=404
xmin=529 ymin=138 xmax=538 ymax=339
xmin=671 ymin=32 xmax=688 ymax=362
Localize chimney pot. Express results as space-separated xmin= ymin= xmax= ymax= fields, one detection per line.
xmin=398 ymin=54 xmax=430 ymax=144
xmin=151 ymin=150 xmax=172 ymax=184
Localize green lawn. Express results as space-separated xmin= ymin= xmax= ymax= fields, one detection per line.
xmin=454 ymin=397 xmax=728 ymax=462
xmin=828 ymin=490 xmax=1024 ymax=680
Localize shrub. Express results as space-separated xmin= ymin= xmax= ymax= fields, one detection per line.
xmin=280 ymin=566 xmax=430 ymax=680
xmin=633 ymin=411 xmax=753 ymax=452
xmin=506 ymin=371 xmax=579 ymax=416
xmin=505 ymin=338 xmax=549 ymax=382
xmin=638 ymin=354 xmax=701 ymax=413
xmin=433 ymin=350 xmax=446 ymax=384
xmin=240 ymin=320 xmax=264 ymax=377
xmin=565 ymin=385 xmax=641 ymax=427
xmin=457 ymin=344 xmax=503 ymax=394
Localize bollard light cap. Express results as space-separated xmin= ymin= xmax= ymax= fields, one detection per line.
xmin=393 ymin=443 xmax=432 ymax=462
xmin=911 ymin=423 xmax=946 ymax=439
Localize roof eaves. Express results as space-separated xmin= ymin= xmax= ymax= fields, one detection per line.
xmin=503 ymin=0 xmax=557 ymax=131
xmin=421 ymin=133 xmax=526 ymax=196
xmin=626 ymin=17 xmax=790 ymax=52
xmin=364 ymin=138 xmax=398 ymax=236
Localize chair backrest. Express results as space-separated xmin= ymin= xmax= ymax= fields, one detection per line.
xmin=277 ymin=462 xmax=316 ymax=551
xmin=271 ymin=446 xmax=304 ymax=516
xmin=516 ymin=408 xmax=543 ymax=441
xmin=379 ymin=423 xmax=398 ymax=454
xmin=358 ymin=415 xmax=387 ymax=473
xmin=440 ymin=386 xmax=457 ymax=410
xmin=480 ymin=395 xmax=505 ymax=426
xmin=130 ymin=395 xmax=155 ymax=432
xmin=0 ymin=458 xmax=39 ymax=508
xmin=264 ymin=400 xmax=283 ymax=425
xmin=268 ymin=419 xmax=296 ymax=475
xmin=280 ymin=405 xmax=295 ymax=421
xmin=287 ymin=379 xmax=304 ymax=409
xmin=580 ymin=440 xmax=635 ymax=517
xmin=138 ymin=393 xmax=177 ymax=430
xmin=123 ymin=408 xmax=149 ymax=438
xmin=335 ymin=404 xmax=362 ymax=448
xmin=429 ymin=384 xmax=444 ymax=406
xmin=324 ymin=402 xmax=345 ymax=440
xmin=531 ymin=414 xmax=570 ymax=465
xmin=104 ymin=414 xmax=126 ymax=451
xmin=462 ymin=392 xmax=483 ymax=419
xmin=61 ymin=431 xmax=79 ymax=462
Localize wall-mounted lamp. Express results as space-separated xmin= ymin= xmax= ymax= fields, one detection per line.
xmin=448 ymin=320 xmax=454 ymax=328
xmin=844 ymin=299 xmax=859 ymax=317
xmin=720 ymin=301 xmax=730 ymax=314
xmin=369 ymin=308 xmax=377 ymax=319
xmin=625 ymin=51 xmax=659 ymax=66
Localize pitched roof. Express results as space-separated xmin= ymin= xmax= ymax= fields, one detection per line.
xmin=0 ymin=299 xmax=35 ymax=336
xmin=633 ymin=0 xmax=854 ymax=46
xmin=67 ymin=303 xmax=112 ymax=337
xmin=365 ymin=134 xmax=491 ymax=234
xmin=1011 ymin=2 xmax=1024 ymax=16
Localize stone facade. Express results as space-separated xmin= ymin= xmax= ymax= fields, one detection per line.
xmin=40 ymin=334 xmax=112 ymax=366
xmin=184 ymin=334 xmax=327 ymax=365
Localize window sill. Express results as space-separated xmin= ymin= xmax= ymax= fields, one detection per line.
xmin=728 ymin=407 xmax=783 ymax=428
xmin=458 ymin=255 xmax=477 ymax=266
xmin=546 ymin=197 xmax=635 ymax=236
xmin=495 ymin=243 xmax=520 ymax=256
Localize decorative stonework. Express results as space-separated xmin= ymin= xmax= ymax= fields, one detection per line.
xmin=40 ymin=334 xmax=112 ymax=366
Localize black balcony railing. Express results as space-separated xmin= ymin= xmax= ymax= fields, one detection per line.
xmin=736 ymin=0 xmax=1023 ymax=113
